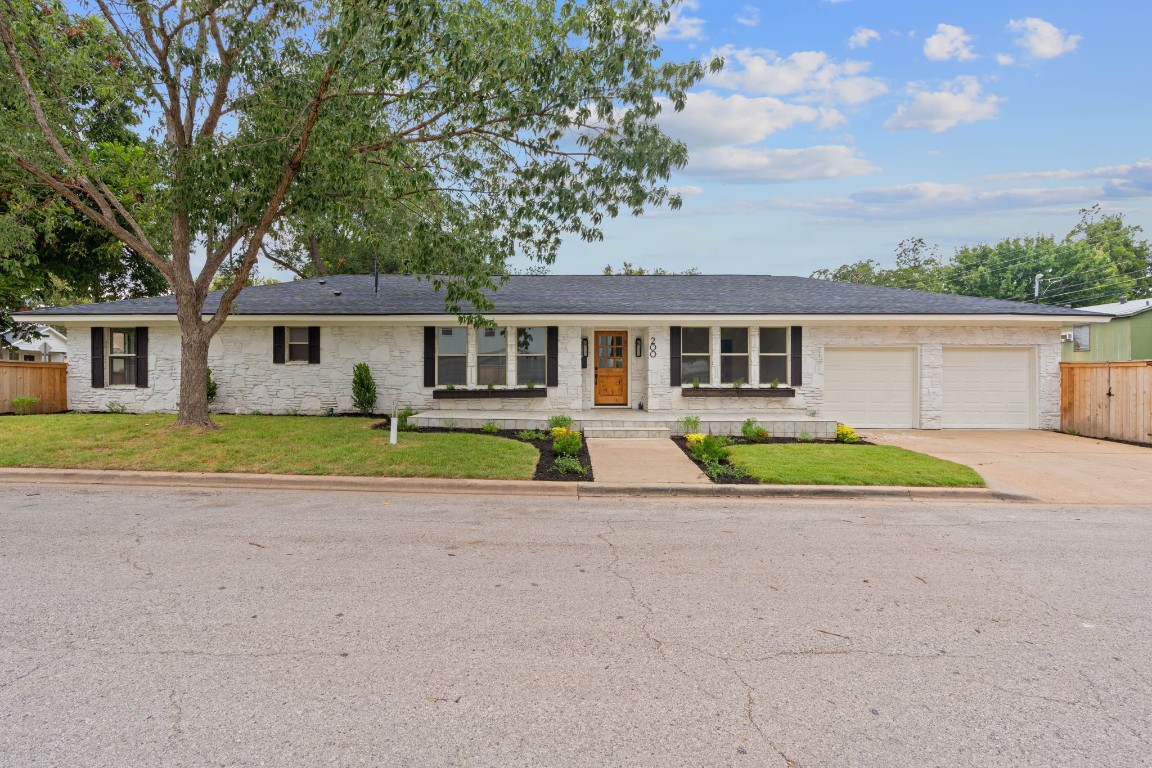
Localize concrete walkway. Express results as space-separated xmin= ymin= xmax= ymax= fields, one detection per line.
xmin=586 ymin=437 xmax=710 ymax=484
xmin=864 ymin=429 xmax=1152 ymax=505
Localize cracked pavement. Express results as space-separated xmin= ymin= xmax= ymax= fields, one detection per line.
xmin=1 ymin=484 xmax=1150 ymax=767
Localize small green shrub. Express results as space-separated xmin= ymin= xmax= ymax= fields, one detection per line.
xmin=702 ymin=459 xmax=748 ymax=481
xmin=481 ymin=421 xmax=500 ymax=434
xmin=677 ymin=414 xmax=701 ymax=434
xmin=445 ymin=383 xmax=455 ymax=391
xmin=553 ymin=456 xmax=587 ymax=475
xmin=517 ymin=429 xmax=548 ymax=441
xmin=397 ymin=406 xmax=418 ymax=431
xmin=733 ymin=377 xmax=745 ymax=388
xmin=206 ymin=368 xmax=219 ymax=404
xmin=769 ymin=378 xmax=780 ymax=389
xmin=548 ymin=414 xmax=573 ymax=430
xmin=487 ymin=381 xmax=496 ymax=390
xmin=525 ymin=380 xmax=536 ymax=389
xmin=106 ymin=401 xmax=128 ymax=414
xmin=691 ymin=377 xmax=701 ymax=388
xmin=11 ymin=396 xmax=39 ymax=415
xmin=690 ymin=435 xmax=732 ymax=464
xmin=796 ymin=430 xmax=815 ymax=443
xmin=836 ymin=423 xmax=860 ymax=444
xmin=351 ymin=362 xmax=377 ymax=415
xmin=741 ymin=417 xmax=770 ymax=442
xmin=553 ymin=430 xmax=583 ymax=456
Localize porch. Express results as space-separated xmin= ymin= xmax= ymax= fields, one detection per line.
xmin=409 ymin=408 xmax=838 ymax=439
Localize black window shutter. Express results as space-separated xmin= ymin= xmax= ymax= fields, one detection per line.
xmin=135 ymin=327 xmax=148 ymax=387
xmin=790 ymin=326 xmax=803 ymax=387
xmin=272 ymin=326 xmax=285 ymax=364
xmin=546 ymin=326 xmax=559 ymax=387
xmin=308 ymin=326 xmax=321 ymax=364
xmin=91 ymin=327 xmax=105 ymax=388
xmin=670 ymin=326 xmax=682 ymax=387
xmin=423 ymin=327 xmax=436 ymax=387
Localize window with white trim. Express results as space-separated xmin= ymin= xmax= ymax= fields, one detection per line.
xmin=108 ymin=328 xmax=137 ymax=386
xmin=681 ymin=328 xmax=710 ymax=385
xmin=1072 ymin=325 xmax=1091 ymax=352
xmin=437 ymin=327 xmax=467 ymax=385
xmin=477 ymin=327 xmax=507 ymax=385
xmin=719 ymin=327 xmax=749 ymax=384
xmin=516 ymin=327 xmax=546 ymax=386
xmin=759 ymin=327 xmax=788 ymax=385
xmin=287 ymin=327 xmax=311 ymax=362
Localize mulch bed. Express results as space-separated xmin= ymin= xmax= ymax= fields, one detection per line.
xmin=671 ymin=435 xmax=874 ymax=485
xmin=371 ymin=421 xmax=593 ymax=481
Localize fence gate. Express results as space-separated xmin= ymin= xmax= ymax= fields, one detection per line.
xmin=0 ymin=361 xmax=68 ymax=414
xmin=1060 ymin=361 xmax=1152 ymax=444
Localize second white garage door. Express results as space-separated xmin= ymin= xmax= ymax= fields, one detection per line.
xmin=942 ymin=347 xmax=1034 ymax=428
xmin=824 ymin=347 xmax=918 ymax=428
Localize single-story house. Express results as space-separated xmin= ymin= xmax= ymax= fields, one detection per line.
xmin=15 ymin=274 xmax=1108 ymax=430
xmin=1 ymin=325 xmax=68 ymax=362
xmin=1062 ymin=298 xmax=1152 ymax=362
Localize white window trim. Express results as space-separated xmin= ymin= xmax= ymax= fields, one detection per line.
xmin=758 ymin=326 xmax=790 ymax=386
xmin=107 ymin=327 xmax=138 ymax=387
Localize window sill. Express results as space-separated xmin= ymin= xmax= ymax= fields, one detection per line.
xmin=432 ymin=388 xmax=548 ymax=399
xmin=681 ymin=386 xmax=796 ymax=398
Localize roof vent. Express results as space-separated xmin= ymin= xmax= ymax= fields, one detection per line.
xmin=1119 ymin=296 xmax=1128 ymax=304
xmin=333 ymin=291 xmax=342 ymax=296
xmin=318 ymin=279 xmax=326 ymax=285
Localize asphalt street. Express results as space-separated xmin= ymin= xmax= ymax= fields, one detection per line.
xmin=1 ymin=484 xmax=1149 ymax=767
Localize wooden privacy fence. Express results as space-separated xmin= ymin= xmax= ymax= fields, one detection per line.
xmin=1061 ymin=361 xmax=1152 ymax=445
xmin=0 ymin=361 xmax=68 ymax=414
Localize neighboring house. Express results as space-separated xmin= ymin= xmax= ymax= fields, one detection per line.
xmin=1 ymin=325 xmax=68 ymax=362
xmin=1062 ymin=298 xmax=1152 ymax=362
xmin=14 ymin=274 xmax=1108 ymax=429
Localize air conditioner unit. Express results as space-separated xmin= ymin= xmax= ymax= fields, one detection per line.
xmin=1060 ymin=331 xmax=1074 ymax=342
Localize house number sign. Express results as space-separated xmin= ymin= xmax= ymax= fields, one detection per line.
xmin=649 ymin=337 xmax=657 ymax=357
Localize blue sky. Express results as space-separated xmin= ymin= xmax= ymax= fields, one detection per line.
xmin=534 ymin=0 xmax=1152 ymax=276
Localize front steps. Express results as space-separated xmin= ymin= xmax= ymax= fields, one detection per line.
xmin=409 ymin=409 xmax=837 ymax=439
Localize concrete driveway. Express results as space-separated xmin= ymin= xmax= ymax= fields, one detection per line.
xmin=863 ymin=429 xmax=1152 ymax=504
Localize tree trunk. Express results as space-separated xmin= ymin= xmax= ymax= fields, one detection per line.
xmin=175 ymin=320 xmax=216 ymax=428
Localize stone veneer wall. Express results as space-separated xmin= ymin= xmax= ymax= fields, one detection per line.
xmin=62 ymin=320 xmax=1062 ymax=428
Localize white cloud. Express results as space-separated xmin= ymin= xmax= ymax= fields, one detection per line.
xmin=778 ymin=182 xmax=1098 ymax=220
xmin=707 ymin=46 xmax=888 ymax=105
xmin=884 ymin=77 xmax=1003 ymax=133
xmin=996 ymin=53 xmax=1015 ymax=66
xmin=923 ymin=23 xmax=977 ymax=61
xmin=848 ymin=27 xmax=880 ymax=49
xmin=686 ymin=145 xmax=879 ymax=183
xmin=668 ymin=185 xmax=704 ymax=197
xmin=656 ymin=0 xmax=705 ymax=41
xmin=661 ymin=91 xmax=844 ymax=148
xmin=734 ymin=5 xmax=759 ymax=27
xmin=1008 ymin=17 xmax=1081 ymax=60
xmin=987 ymin=159 xmax=1152 ymax=198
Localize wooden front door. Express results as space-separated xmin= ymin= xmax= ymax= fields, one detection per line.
xmin=594 ymin=331 xmax=628 ymax=405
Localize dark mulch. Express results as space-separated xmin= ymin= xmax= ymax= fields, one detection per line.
xmin=371 ymin=421 xmax=593 ymax=481
xmin=671 ymin=434 xmax=874 ymax=484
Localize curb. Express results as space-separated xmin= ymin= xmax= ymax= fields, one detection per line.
xmin=0 ymin=468 xmax=1032 ymax=502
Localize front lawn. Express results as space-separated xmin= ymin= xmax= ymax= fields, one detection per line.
xmin=0 ymin=414 xmax=540 ymax=480
xmin=728 ymin=443 xmax=984 ymax=487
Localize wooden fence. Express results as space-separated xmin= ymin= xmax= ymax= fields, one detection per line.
xmin=0 ymin=361 xmax=68 ymax=414
xmin=1061 ymin=361 xmax=1152 ymax=445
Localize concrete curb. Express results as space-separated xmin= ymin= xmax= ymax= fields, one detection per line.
xmin=0 ymin=468 xmax=1033 ymax=502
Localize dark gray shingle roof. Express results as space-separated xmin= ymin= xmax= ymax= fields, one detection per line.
xmin=18 ymin=274 xmax=1107 ymax=317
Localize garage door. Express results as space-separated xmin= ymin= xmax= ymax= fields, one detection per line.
xmin=942 ymin=347 xmax=1033 ymax=429
xmin=824 ymin=347 xmax=918 ymax=428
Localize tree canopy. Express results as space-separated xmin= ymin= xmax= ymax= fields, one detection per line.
xmin=811 ymin=207 xmax=1152 ymax=307
xmin=1 ymin=0 xmax=717 ymax=425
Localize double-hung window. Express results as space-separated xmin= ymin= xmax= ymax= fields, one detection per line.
xmin=759 ymin=327 xmax=788 ymax=384
xmin=287 ymin=327 xmax=311 ymax=362
xmin=719 ymin=328 xmax=749 ymax=384
xmin=437 ymin=327 xmax=467 ymax=386
xmin=108 ymin=328 xmax=138 ymax=386
xmin=680 ymin=328 xmax=710 ymax=385
xmin=516 ymin=327 xmax=546 ymax=386
xmin=477 ymin=327 xmax=507 ymax=386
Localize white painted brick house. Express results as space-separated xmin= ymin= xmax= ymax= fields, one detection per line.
xmin=16 ymin=274 xmax=1109 ymax=431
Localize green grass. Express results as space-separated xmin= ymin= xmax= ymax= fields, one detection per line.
xmin=0 ymin=414 xmax=539 ymax=480
xmin=728 ymin=443 xmax=984 ymax=487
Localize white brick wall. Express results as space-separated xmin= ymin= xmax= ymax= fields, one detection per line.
xmin=62 ymin=319 xmax=1062 ymax=428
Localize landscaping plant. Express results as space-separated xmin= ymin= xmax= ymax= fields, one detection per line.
xmin=553 ymin=456 xmax=587 ymax=475
xmin=741 ymin=417 xmax=770 ymax=443
xmin=552 ymin=430 xmax=583 ymax=457
xmin=10 ymin=396 xmax=39 ymax=415
xmin=548 ymin=414 xmax=574 ymax=430
xmin=690 ymin=435 xmax=732 ymax=464
xmin=517 ymin=430 xmax=548 ymax=441
xmin=481 ymin=422 xmax=500 ymax=434
xmin=677 ymin=415 xmax=701 ymax=434
xmin=206 ymin=368 xmax=219 ymax=405
xmin=397 ymin=407 xmax=418 ymax=431
xmin=352 ymin=363 xmax=378 ymax=415
xmin=836 ymin=423 xmax=860 ymax=444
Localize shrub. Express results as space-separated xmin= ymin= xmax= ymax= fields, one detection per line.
xmin=206 ymin=368 xmax=219 ymax=404
xmin=106 ymin=401 xmax=128 ymax=414
xmin=797 ymin=430 xmax=815 ymax=442
xmin=769 ymin=378 xmax=780 ymax=389
xmin=691 ymin=377 xmax=701 ymax=389
xmin=553 ymin=456 xmax=587 ymax=475
xmin=487 ymin=381 xmax=496 ymax=390
xmin=481 ymin=421 xmax=500 ymax=434
xmin=352 ymin=362 xmax=377 ymax=415
xmin=690 ymin=435 xmax=732 ymax=464
xmin=525 ymin=380 xmax=536 ymax=389
xmin=836 ymin=423 xmax=860 ymax=444
xmin=397 ymin=406 xmax=418 ymax=431
xmin=553 ymin=430 xmax=583 ymax=456
xmin=548 ymin=414 xmax=573 ymax=430
xmin=11 ymin=396 xmax=39 ymax=415
xmin=685 ymin=433 xmax=707 ymax=449
xmin=733 ymin=377 xmax=745 ymax=388
xmin=677 ymin=414 xmax=701 ymax=434
xmin=741 ymin=417 xmax=769 ymax=443
xmin=517 ymin=429 xmax=548 ymax=441
xmin=550 ymin=426 xmax=571 ymax=439
xmin=702 ymin=460 xmax=748 ymax=481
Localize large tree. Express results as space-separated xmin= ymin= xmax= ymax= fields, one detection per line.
xmin=1 ymin=0 xmax=715 ymax=426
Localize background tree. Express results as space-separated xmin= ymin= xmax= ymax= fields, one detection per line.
xmin=1 ymin=0 xmax=716 ymax=427
xmin=603 ymin=261 xmax=701 ymax=275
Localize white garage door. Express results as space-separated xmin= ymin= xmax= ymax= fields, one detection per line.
xmin=824 ymin=347 xmax=918 ymax=428
xmin=942 ymin=347 xmax=1033 ymax=429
